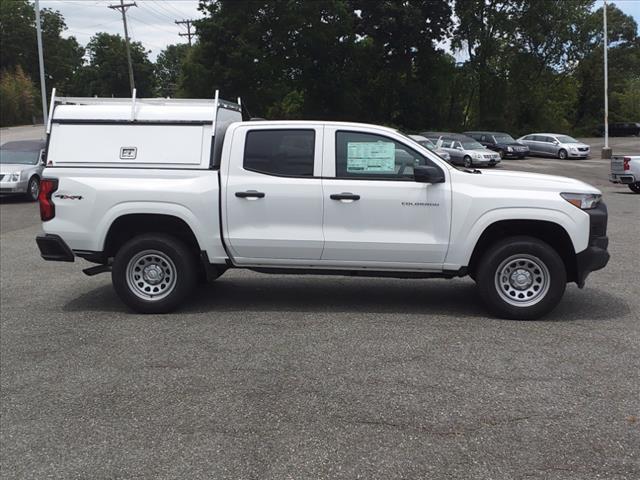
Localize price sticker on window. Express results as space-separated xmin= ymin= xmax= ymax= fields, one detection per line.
xmin=347 ymin=141 xmax=395 ymax=173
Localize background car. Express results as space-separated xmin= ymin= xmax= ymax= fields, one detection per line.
xmin=0 ymin=140 xmax=46 ymax=201
xmin=464 ymin=131 xmax=529 ymax=159
xmin=421 ymin=132 xmax=501 ymax=168
xmin=407 ymin=134 xmax=451 ymax=162
xmin=596 ymin=122 xmax=640 ymax=137
xmin=517 ymin=133 xmax=590 ymax=159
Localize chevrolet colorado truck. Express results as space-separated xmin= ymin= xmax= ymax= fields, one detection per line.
xmin=36 ymin=93 xmax=610 ymax=319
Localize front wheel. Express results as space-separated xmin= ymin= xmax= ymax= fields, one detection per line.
xmin=112 ymin=234 xmax=197 ymax=313
xmin=26 ymin=176 xmax=40 ymax=201
xmin=475 ymin=236 xmax=566 ymax=320
xmin=629 ymin=182 xmax=640 ymax=193
xmin=558 ymin=149 xmax=568 ymax=160
xmin=463 ymin=156 xmax=472 ymax=168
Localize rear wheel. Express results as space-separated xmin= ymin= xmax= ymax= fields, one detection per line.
xmin=475 ymin=236 xmax=566 ymax=320
xmin=558 ymin=149 xmax=568 ymax=160
xmin=26 ymin=176 xmax=40 ymax=201
xmin=112 ymin=234 xmax=197 ymax=313
xmin=463 ymin=156 xmax=472 ymax=168
xmin=629 ymin=182 xmax=640 ymax=193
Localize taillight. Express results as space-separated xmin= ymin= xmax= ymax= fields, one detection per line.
xmin=623 ymin=157 xmax=630 ymax=171
xmin=39 ymin=178 xmax=58 ymax=221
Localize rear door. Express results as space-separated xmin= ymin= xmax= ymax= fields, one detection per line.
xmin=222 ymin=125 xmax=324 ymax=264
xmin=320 ymin=127 xmax=451 ymax=268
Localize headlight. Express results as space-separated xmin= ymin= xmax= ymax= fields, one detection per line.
xmin=560 ymin=192 xmax=601 ymax=209
xmin=8 ymin=172 xmax=20 ymax=182
xmin=474 ymin=153 xmax=483 ymax=159
xmin=507 ymin=146 xmax=513 ymax=152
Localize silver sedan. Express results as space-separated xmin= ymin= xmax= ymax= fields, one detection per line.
xmin=517 ymin=133 xmax=590 ymax=159
xmin=0 ymin=140 xmax=46 ymax=201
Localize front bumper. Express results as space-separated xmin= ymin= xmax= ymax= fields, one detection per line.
xmin=503 ymin=149 xmax=529 ymax=158
xmin=568 ymin=150 xmax=590 ymax=158
xmin=0 ymin=180 xmax=28 ymax=194
xmin=36 ymin=234 xmax=75 ymax=262
xmin=474 ymin=158 xmax=501 ymax=166
xmin=575 ymin=202 xmax=609 ymax=287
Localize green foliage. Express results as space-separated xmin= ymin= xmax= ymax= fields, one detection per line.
xmin=0 ymin=65 xmax=36 ymax=127
xmin=0 ymin=0 xmax=83 ymax=95
xmin=0 ymin=0 xmax=637 ymax=134
xmin=181 ymin=0 xmax=454 ymax=129
xmin=75 ymin=33 xmax=155 ymax=97
xmin=155 ymin=44 xmax=190 ymax=97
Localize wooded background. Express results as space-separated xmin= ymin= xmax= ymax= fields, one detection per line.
xmin=1 ymin=0 xmax=638 ymax=135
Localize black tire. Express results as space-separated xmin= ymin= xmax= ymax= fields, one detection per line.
xmin=629 ymin=182 xmax=640 ymax=194
xmin=558 ymin=149 xmax=568 ymax=160
xmin=112 ymin=234 xmax=197 ymax=313
xmin=463 ymin=155 xmax=472 ymax=168
xmin=26 ymin=176 xmax=40 ymax=202
xmin=475 ymin=236 xmax=566 ymax=320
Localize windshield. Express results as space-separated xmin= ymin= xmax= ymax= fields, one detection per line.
xmin=556 ymin=135 xmax=579 ymax=143
xmin=461 ymin=141 xmax=484 ymax=150
xmin=0 ymin=149 xmax=40 ymax=165
xmin=494 ymin=135 xmax=515 ymax=143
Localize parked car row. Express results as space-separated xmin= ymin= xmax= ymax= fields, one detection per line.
xmin=406 ymin=129 xmax=593 ymax=168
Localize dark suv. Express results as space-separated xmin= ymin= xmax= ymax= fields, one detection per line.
xmin=596 ymin=123 xmax=640 ymax=137
xmin=464 ymin=131 xmax=529 ymax=159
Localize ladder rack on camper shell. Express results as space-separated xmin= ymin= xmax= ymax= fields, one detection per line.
xmin=46 ymin=88 xmax=242 ymax=134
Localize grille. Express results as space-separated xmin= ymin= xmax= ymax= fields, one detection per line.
xmin=0 ymin=174 xmax=4 ymax=181
xmin=578 ymin=147 xmax=589 ymax=152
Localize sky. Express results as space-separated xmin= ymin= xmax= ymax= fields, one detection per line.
xmin=41 ymin=0 xmax=640 ymax=62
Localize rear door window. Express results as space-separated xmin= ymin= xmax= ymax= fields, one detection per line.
xmin=243 ymin=129 xmax=315 ymax=177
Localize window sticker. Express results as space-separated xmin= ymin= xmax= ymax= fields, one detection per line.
xmin=347 ymin=141 xmax=395 ymax=173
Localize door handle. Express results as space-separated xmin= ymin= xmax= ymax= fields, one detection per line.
xmin=330 ymin=193 xmax=360 ymax=201
xmin=235 ymin=190 xmax=265 ymax=199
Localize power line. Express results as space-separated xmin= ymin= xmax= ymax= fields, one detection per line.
xmin=108 ymin=0 xmax=137 ymax=95
xmin=150 ymin=0 xmax=184 ymax=20
xmin=175 ymin=19 xmax=195 ymax=46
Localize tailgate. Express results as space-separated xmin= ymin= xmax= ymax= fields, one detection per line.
xmin=610 ymin=156 xmax=625 ymax=174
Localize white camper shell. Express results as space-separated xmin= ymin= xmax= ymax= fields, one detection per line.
xmin=46 ymin=90 xmax=242 ymax=169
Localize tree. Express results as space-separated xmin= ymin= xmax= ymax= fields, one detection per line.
xmin=0 ymin=65 xmax=36 ymax=126
xmin=0 ymin=0 xmax=83 ymax=95
xmin=76 ymin=33 xmax=155 ymax=97
xmin=155 ymin=44 xmax=190 ymax=97
xmin=181 ymin=0 xmax=453 ymax=130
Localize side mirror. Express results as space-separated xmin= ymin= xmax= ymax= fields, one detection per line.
xmin=414 ymin=165 xmax=445 ymax=184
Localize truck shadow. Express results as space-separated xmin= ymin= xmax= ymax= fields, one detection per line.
xmin=63 ymin=275 xmax=629 ymax=321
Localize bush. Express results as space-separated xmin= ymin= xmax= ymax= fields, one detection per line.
xmin=0 ymin=65 xmax=37 ymax=127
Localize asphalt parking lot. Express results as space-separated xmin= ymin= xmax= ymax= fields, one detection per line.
xmin=1 ymin=130 xmax=639 ymax=479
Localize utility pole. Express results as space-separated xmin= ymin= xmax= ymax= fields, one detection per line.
xmin=602 ymin=0 xmax=611 ymax=159
xmin=109 ymin=0 xmax=137 ymax=95
xmin=34 ymin=0 xmax=48 ymax=126
xmin=175 ymin=19 xmax=195 ymax=47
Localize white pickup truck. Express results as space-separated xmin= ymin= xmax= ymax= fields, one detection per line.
xmin=610 ymin=155 xmax=640 ymax=193
xmin=36 ymin=94 xmax=610 ymax=320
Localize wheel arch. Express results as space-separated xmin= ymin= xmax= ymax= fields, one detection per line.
xmin=103 ymin=213 xmax=201 ymax=259
xmin=467 ymin=219 xmax=578 ymax=282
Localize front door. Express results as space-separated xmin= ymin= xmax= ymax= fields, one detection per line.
xmin=320 ymin=128 xmax=451 ymax=269
xmin=223 ymin=125 xmax=325 ymax=264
